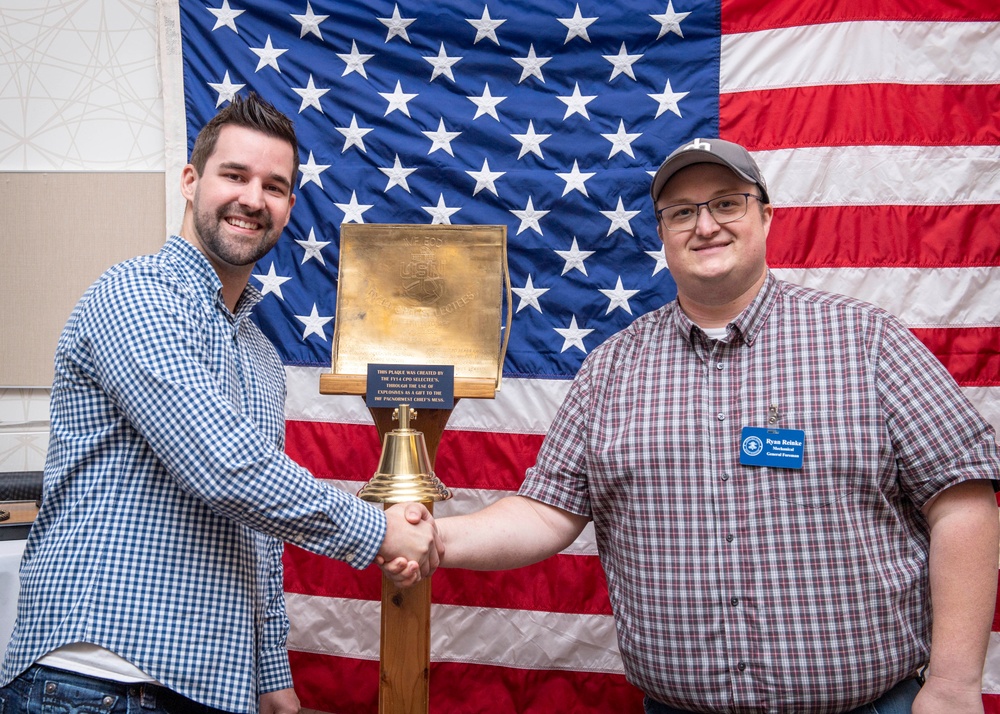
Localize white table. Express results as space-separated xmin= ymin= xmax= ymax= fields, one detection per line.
xmin=0 ymin=538 xmax=27 ymax=655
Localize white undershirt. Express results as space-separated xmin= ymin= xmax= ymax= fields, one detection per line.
xmin=37 ymin=642 xmax=159 ymax=683
xmin=702 ymin=326 xmax=728 ymax=340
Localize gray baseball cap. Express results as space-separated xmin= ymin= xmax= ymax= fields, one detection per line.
xmin=650 ymin=137 xmax=770 ymax=205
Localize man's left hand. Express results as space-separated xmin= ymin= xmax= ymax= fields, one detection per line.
xmin=912 ymin=674 xmax=985 ymax=714
xmin=260 ymin=687 xmax=300 ymax=714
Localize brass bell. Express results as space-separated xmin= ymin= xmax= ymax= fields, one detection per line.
xmin=358 ymin=404 xmax=452 ymax=504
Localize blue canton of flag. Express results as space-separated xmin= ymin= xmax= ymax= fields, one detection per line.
xmin=179 ymin=0 xmax=717 ymax=378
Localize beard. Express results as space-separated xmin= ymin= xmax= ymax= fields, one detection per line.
xmin=192 ymin=196 xmax=280 ymax=268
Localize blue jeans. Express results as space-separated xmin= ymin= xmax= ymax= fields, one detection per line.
xmin=644 ymin=675 xmax=922 ymax=714
xmin=0 ymin=665 xmax=233 ymax=714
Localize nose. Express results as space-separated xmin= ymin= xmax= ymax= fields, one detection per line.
xmin=694 ymin=202 xmax=721 ymax=236
xmin=238 ymin=179 xmax=266 ymax=211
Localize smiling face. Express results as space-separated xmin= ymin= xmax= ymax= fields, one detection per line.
xmin=180 ymin=124 xmax=296 ymax=282
xmin=654 ymin=162 xmax=772 ymax=320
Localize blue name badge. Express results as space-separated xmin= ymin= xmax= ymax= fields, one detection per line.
xmin=740 ymin=427 xmax=805 ymax=469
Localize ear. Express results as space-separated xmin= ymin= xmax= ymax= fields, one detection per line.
xmin=760 ymin=203 xmax=774 ymax=241
xmin=179 ymin=164 xmax=198 ymax=202
xmin=278 ymin=192 xmax=296 ymax=230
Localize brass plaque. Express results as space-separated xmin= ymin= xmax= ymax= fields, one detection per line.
xmin=332 ymin=224 xmax=509 ymax=389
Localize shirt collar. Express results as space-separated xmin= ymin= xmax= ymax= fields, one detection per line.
xmin=163 ymin=235 xmax=264 ymax=319
xmin=671 ymin=270 xmax=780 ymax=347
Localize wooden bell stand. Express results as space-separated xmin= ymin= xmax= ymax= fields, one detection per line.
xmin=319 ymin=374 xmax=498 ymax=714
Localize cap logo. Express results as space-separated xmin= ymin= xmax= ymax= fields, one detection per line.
xmin=682 ymin=138 xmax=712 ymax=152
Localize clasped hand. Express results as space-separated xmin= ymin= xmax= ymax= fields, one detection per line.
xmin=376 ymin=502 xmax=444 ymax=587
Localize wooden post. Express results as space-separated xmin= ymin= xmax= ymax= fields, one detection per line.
xmin=369 ymin=405 xmax=454 ymax=714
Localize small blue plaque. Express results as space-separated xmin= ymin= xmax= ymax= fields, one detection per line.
xmin=366 ymin=364 xmax=455 ymax=409
xmin=739 ymin=427 xmax=805 ymax=469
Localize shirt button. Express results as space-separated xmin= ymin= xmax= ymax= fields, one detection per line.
xmin=716 ymin=363 xmax=724 ymax=370
xmin=721 ymin=473 xmax=730 ymax=481
xmin=730 ymin=597 xmax=739 ymax=606
xmin=345 ymin=551 xmax=356 ymax=563
xmin=725 ymin=533 xmax=734 ymax=542
xmin=738 ymin=662 xmax=747 ymax=672
xmin=717 ymin=413 xmax=725 ymax=421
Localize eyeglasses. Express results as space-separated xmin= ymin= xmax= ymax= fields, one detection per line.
xmin=655 ymin=193 xmax=762 ymax=232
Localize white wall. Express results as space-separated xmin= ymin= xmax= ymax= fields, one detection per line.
xmin=0 ymin=0 xmax=163 ymax=473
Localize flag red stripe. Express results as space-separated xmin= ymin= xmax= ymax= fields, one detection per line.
xmin=288 ymin=650 xmax=644 ymax=714
xmin=721 ymin=84 xmax=1000 ymax=150
xmin=911 ymin=328 xmax=1000 ymax=388
xmin=286 ymin=419 xmax=545 ymax=491
xmin=722 ymin=0 xmax=1000 ymax=33
xmin=767 ymin=205 xmax=1000 ymax=270
xmin=284 ymin=545 xmax=612 ymax=615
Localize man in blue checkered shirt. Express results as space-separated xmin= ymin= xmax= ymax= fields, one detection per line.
xmin=0 ymin=93 xmax=438 ymax=714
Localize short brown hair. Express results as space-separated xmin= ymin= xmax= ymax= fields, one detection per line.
xmin=188 ymin=92 xmax=299 ymax=179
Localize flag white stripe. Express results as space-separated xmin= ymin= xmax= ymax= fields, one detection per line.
xmin=772 ymin=267 xmax=1000 ymax=328
xmin=321 ymin=478 xmax=599 ymax=555
xmin=721 ymin=21 xmax=1000 ymax=92
xmin=755 ymin=145 xmax=1000 ymax=207
xmin=284 ymin=368 xmax=568 ymax=434
xmin=287 ymin=368 xmax=999 ymax=435
xmin=284 ymin=592 xmax=624 ymax=673
xmin=983 ymin=631 xmax=1000 ymax=693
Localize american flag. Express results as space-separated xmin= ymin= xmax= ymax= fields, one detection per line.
xmin=162 ymin=0 xmax=1000 ymax=711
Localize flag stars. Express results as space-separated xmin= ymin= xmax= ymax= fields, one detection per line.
xmin=558 ymin=83 xmax=597 ymax=120
xmin=295 ymin=228 xmax=331 ymax=265
xmin=556 ymin=160 xmax=596 ymax=197
xmin=511 ymin=196 xmax=549 ymax=236
xmin=423 ymin=118 xmax=461 ymax=156
xmin=252 ymin=263 xmax=291 ymax=299
xmin=207 ymin=0 xmax=243 ymax=33
xmin=651 ymin=1 xmax=691 ymax=39
xmin=600 ymin=197 xmax=641 ymax=236
xmin=295 ymin=304 xmax=334 ymax=341
xmin=511 ymin=121 xmax=551 ymax=160
xmin=555 ymin=315 xmax=593 ymax=353
xmin=291 ymin=2 xmax=328 ymax=40
xmin=336 ymin=114 xmax=374 ymax=153
xmin=292 ymin=75 xmax=329 ymax=113
xmin=512 ymin=44 xmax=551 ymax=83
xmin=599 ymin=276 xmax=640 ymax=315
xmin=337 ymin=40 xmax=374 ymax=78
xmin=423 ymin=194 xmax=461 ymax=224
xmin=602 ymin=119 xmax=642 ymax=159
xmin=466 ymin=158 xmax=505 ymax=196
xmin=468 ymin=84 xmax=507 ymax=120
xmin=380 ymin=154 xmax=417 ymax=193
xmin=646 ymin=247 xmax=669 ymax=275
xmin=299 ymin=151 xmax=330 ymax=188
xmin=379 ymin=80 xmax=418 ymax=117
xmin=649 ymin=79 xmax=689 ymax=118
xmin=335 ymin=191 xmax=373 ymax=223
xmin=208 ymin=71 xmax=244 ymax=107
xmin=604 ymin=43 xmax=643 ymax=81
xmin=512 ymin=275 xmax=550 ymax=313
xmin=250 ymin=36 xmax=288 ymax=72
xmin=467 ymin=6 xmax=506 ymax=45
xmin=378 ymin=4 xmax=416 ymax=43
xmin=557 ymin=4 xmax=598 ymax=43
xmin=424 ymin=43 xmax=462 ymax=82
xmin=555 ymin=237 xmax=595 ymax=275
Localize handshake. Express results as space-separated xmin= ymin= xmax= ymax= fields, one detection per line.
xmin=374 ymin=502 xmax=445 ymax=588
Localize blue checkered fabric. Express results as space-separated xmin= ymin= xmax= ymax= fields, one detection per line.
xmin=0 ymin=236 xmax=385 ymax=713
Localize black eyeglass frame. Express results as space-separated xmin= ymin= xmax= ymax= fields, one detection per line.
xmin=655 ymin=192 xmax=763 ymax=232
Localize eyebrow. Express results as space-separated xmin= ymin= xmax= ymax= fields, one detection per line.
xmin=218 ymin=161 xmax=292 ymax=191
